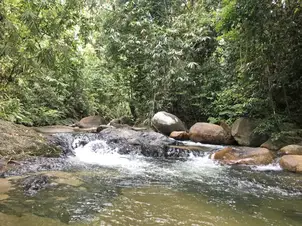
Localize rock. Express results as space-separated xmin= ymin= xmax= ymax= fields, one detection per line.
xmin=151 ymin=111 xmax=186 ymax=135
xmin=279 ymin=155 xmax=302 ymax=173
xmin=211 ymin=146 xmax=274 ymax=165
xmin=260 ymin=139 xmax=283 ymax=151
xmin=189 ymin=122 xmax=234 ymax=145
xmin=34 ymin=125 xmax=75 ymax=134
xmin=98 ymin=127 xmax=175 ymax=157
xmin=1 ymin=157 xmax=75 ymax=177
xmin=76 ymin=116 xmax=105 ymax=128
xmin=219 ymin=121 xmax=232 ymax=134
xmin=0 ymin=119 xmax=62 ymax=160
xmin=261 ymin=129 xmax=302 ymax=151
xmin=279 ymin=145 xmax=302 ymax=155
xmin=131 ymin=126 xmax=153 ymax=132
xmin=97 ymin=128 xmax=217 ymax=158
xmin=134 ymin=118 xmax=151 ymax=127
xmin=231 ymin=118 xmax=268 ymax=147
xmin=20 ymin=175 xmax=52 ymax=196
xmin=170 ymin=131 xmax=190 ymax=140
xmin=96 ymin=125 xmax=114 ymax=133
xmin=73 ymin=127 xmax=97 ymax=133
xmin=0 ymin=159 xmax=6 ymax=173
xmin=109 ymin=116 xmax=134 ymax=126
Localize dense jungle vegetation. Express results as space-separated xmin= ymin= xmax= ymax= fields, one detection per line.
xmin=1 ymin=0 xmax=302 ymax=134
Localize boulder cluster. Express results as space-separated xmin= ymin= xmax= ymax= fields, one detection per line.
xmin=36 ymin=111 xmax=302 ymax=173
xmin=150 ymin=111 xmax=302 ymax=173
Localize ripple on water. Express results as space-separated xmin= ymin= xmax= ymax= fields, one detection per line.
xmin=1 ymin=137 xmax=302 ymax=226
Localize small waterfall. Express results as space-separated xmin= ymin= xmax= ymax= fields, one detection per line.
xmin=69 ymin=139 xmax=153 ymax=174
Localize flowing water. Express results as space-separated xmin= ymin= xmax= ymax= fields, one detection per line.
xmin=1 ymin=137 xmax=302 ymax=226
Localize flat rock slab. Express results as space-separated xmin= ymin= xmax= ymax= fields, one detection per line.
xmin=34 ymin=126 xmax=75 ymax=134
xmin=34 ymin=126 xmax=98 ymax=134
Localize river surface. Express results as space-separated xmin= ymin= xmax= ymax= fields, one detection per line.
xmin=1 ymin=139 xmax=302 ymax=226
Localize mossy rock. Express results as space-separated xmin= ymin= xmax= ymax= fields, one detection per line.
xmin=261 ymin=129 xmax=302 ymax=151
xmin=0 ymin=119 xmax=62 ymax=160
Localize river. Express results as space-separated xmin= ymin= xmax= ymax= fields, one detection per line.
xmin=0 ymin=137 xmax=302 ymax=226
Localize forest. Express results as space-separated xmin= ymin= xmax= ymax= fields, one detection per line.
xmin=1 ymin=0 xmax=302 ymax=136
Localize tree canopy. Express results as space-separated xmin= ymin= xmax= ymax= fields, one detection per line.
xmin=1 ymin=0 xmax=302 ymax=133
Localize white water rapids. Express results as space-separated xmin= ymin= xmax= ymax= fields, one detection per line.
xmin=2 ymin=135 xmax=301 ymax=226
xmin=69 ymin=138 xmax=282 ymax=175
xmin=66 ymin=135 xmax=302 ymax=202
xmin=68 ymin=137 xmax=297 ymax=200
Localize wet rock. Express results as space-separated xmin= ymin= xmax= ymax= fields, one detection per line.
xmin=279 ymin=145 xmax=302 ymax=155
xmin=1 ymin=157 xmax=77 ymax=177
xmin=75 ymin=116 xmax=106 ymax=128
xmin=20 ymin=175 xmax=52 ymax=196
xmin=189 ymin=123 xmax=234 ymax=145
xmin=170 ymin=131 xmax=190 ymax=140
xmin=231 ymin=118 xmax=268 ymax=147
xmin=98 ymin=127 xmax=175 ymax=157
xmin=279 ymin=155 xmax=302 ymax=173
xmin=151 ymin=111 xmax=186 ymax=135
xmin=52 ymin=128 xmax=214 ymax=159
xmin=167 ymin=145 xmax=213 ymax=158
xmin=211 ymin=147 xmax=274 ymax=165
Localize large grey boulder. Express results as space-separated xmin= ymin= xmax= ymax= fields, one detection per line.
xmin=98 ymin=127 xmax=175 ymax=157
xmin=151 ymin=111 xmax=186 ymax=135
xmin=231 ymin=118 xmax=268 ymax=147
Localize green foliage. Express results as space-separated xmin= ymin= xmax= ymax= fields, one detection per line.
xmin=216 ymin=0 xmax=302 ymax=124
xmin=98 ymin=1 xmax=219 ymax=124
xmin=1 ymin=0 xmax=302 ymax=136
xmin=0 ymin=0 xmax=97 ymax=125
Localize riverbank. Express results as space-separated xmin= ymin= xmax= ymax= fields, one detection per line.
xmin=0 ymin=120 xmax=61 ymax=161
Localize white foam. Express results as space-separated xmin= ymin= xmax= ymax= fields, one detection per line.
xmin=69 ymin=140 xmax=151 ymax=174
xmin=251 ymin=164 xmax=282 ymax=172
xmin=181 ymin=140 xmax=224 ymax=149
xmin=68 ymin=139 xmax=302 ymax=197
xmin=69 ymin=138 xmax=224 ymax=178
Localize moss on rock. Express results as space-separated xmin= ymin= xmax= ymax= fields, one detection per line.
xmin=0 ymin=119 xmax=62 ymax=160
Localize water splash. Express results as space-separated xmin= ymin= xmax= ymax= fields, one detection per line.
xmin=70 ymin=140 xmax=152 ymax=174
xmin=251 ymin=164 xmax=282 ymax=172
xmin=68 ymin=137 xmax=302 ymax=198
